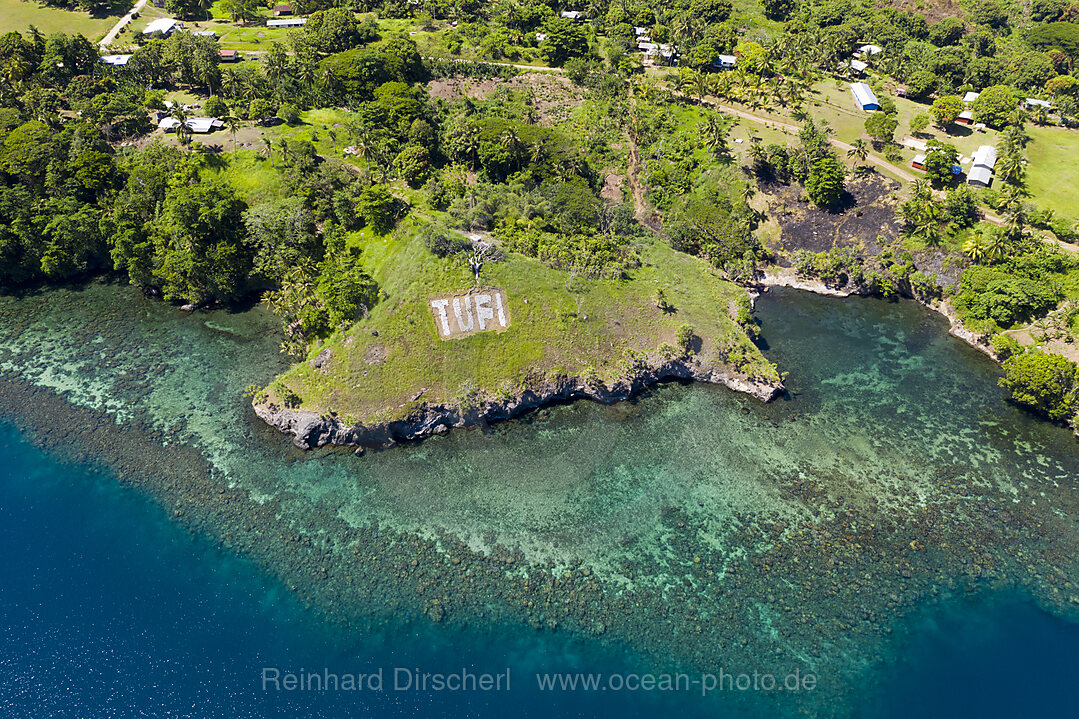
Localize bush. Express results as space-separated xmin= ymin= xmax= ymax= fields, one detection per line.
xmin=990 ymin=333 xmax=1023 ymax=360
xmin=202 ymin=95 xmax=228 ymax=118
xmin=277 ymin=103 xmax=301 ymax=125
xmin=676 ymin=324 xmax=695 ymax=355
xmin=1000 ymin=352 xmax=1078 ymax=421
xmin=421 ymin=225 xmax=470 ymax=257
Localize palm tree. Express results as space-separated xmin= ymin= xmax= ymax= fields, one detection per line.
xmin=847 ymin=139 xmax=869 ymax=168
xmin=701 ymin=114 xmax=728 ymax=160
xmin=691 ymin=71 xmax=712 ymax=104
xmin=170 ymin=105 xmax=192 ymax=149
xmin=262 ymin=137 xmax=273 ymax=167
xmin=348 ymin=131 xmax=373 ymax=170
xmin=225 ymin=115 xmax=240 ymax=157
xmin=327 ymin=128 xmax=337 ymax=154
xmin=500 ymin=128 xmax=522 ymax=170
xmin=963 ymin=236 xmax=986 ymax=263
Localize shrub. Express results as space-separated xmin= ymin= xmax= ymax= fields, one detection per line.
xmin=676 ymin=324 xmax=695 ymax=355
xmin=1000 ymin=352 xmax=1078 ymax=421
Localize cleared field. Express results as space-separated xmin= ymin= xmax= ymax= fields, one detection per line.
xmin=0 ymin=0 xmax=126 ymax=40
xmin=1025 ymin=125 xmax=1079 ymax=222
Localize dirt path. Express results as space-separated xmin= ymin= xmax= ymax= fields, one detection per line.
xmin=701 ymin=98 xmax=919 ymax=182
xmin=99 ymin=0 xmax=148 ymax=48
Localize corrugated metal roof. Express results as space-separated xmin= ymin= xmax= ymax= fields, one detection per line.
xmin=850 ymin=82 xmax=879 ymax=109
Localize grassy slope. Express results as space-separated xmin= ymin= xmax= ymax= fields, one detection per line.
xmin=270 ymin=221 xmax=777 ymax=426
xmin=0 ymin=0 xmax=126 ymax=40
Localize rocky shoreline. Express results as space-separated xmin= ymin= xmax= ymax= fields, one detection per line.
xmin=255 ymin=358 xmax=785 ymax=450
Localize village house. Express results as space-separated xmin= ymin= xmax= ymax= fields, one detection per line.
xmin=715 ymin=54 xmax=738 ymax=70
xmin=99 ymin=54 xmax=131 ymax=67
xmin=142 ymin=18 xmax=180 ymax=37
xmin=957 ymin=110 xmax=974 ymax=125
xmin=967 ymin=144 xmax=997 ymax=187
xmin=273 ymin=4 xmax=292 ymax=16
xmin=218 ymin=49 xmax=239 ymax=63
xmin=266 ymin=18 xmax=307 ymax=28
xmin=159 ymin=117 xmax=225 ymax=134
xmin=850 ymin=82 xmax=880 ymax=111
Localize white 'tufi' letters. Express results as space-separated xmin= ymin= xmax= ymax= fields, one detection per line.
xmin=474 ymin=294 xmax=494 ymax=330
xmin=452 ymin=297 xmax=474 ymax=332
xmin=430 ymin=289 xmax=511 ymax=339
xmin=494 ymin=292 xmax=507 ymax=327
xmin=430 ymin=299 xmax=451 ymax=336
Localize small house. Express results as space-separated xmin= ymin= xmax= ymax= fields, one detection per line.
xmin=160 ymin=117 xmax=224 ymax=134
xmin=272 ymin=4 xmax=292 ymax=15
xmin=560 ymin=10 xmax=584 ymax=21
xmin=143 ymin=18 xmax=179 ymax=36
xmin=634 ymin=26 xmax=648 ymax=36
xmin=971 ymin=145 xmax=997 ymax=170
xmin=967 ymin=165 xmax=992 ymax=187
xmin=912 ymin=153 xmax=926 ymax=170
xmin=193 ymin=30 xmax=217 ymax=38
xmin=99 ymin=54 xmax=131 ymax=66
xmin=849 ymin=59 xmax=868 ymax=76
xmin=266 ymin=18 xmax=307 ymax=27
xmin=1024 ymin=98 xmax=1052 ymax=110
xmin=850 ymin=82 xmax=880 ymax=111
xmin=858 ymin=44 xmax=882 ymax=56
xmin=716 ymin=54 xmax=737 ymax=70
xmin=963 ymin=91 xmax=979 ymax=105
xmin=218 ymin=49 xmax=239 ymax=62
xmin=956 ymin=110 xmax=974 ymax=125
xmin=895 ymin=86 xmax=909 ymax=98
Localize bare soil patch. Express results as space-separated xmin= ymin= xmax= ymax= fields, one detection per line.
xmin=426 ymin=72 xmax=583 ymax=125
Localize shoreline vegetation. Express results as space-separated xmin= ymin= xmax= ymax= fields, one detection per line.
xmin=4 ymin=1 xmax=1079 ymax=440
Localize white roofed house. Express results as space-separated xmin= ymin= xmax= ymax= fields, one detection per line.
xmin=99 ymin=54 xmax=131 ymax=66
xmin=266 ymin=18 xmax=307 ymax=27
xmin=963 ymin=91 xmax=980 ymax=104
xmin=159 ymin=116 xmax=224 ymax=134
xmin=858 ymin=44 xmax=882 ymax=56
xmin=715 ymin=54 xmax=737 ymax=70
xmin=849 ymin=58 xmax=868 ymax=76
xmin=850 ymin=82 xmax=880 ymax=111
xmin=967 ymin=144 xmax=997 ymax=187
xmin=560 ymin=10 xmax=585 ymax=21
xmin=1024 ymin=98 xmax=1052 ymax=110
xmin=142 ymin=18 xmax=180 ymax=36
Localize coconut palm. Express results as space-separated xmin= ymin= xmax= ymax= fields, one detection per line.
xmin=847 ymin=139 xmax=869 ymax=168
xmin=170 ymin=105 xmax=192 ymax=149
xmin=691 ymin=71 xmax=712 ymax=104
xmin=225 ymin=115 xmax=240 ymax=156
xmin=963 ymin=236 xmax=986 ymax=263
xmin=701 ymin=114 xmax=728 ymax=160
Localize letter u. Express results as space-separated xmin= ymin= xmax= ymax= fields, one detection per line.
xmin=453 ymin=297 xmax=474 ymax=332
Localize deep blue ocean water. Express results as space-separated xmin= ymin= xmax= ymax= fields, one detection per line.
xmin=4 ymin=417 xmax=1078 ymax=719
xmin=0 ymin=420 xmax=738 ymax=719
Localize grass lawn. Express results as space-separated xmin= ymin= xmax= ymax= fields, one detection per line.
xmin=0 ymin=0 xmax=127 ymax=40
xmin=267 ymin=223 xmax=777 ymax=425
xmin=1025 ymin=125 xmax=1079 ymax=222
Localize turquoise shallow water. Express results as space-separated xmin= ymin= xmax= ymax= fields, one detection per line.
xmin=1 ymin=279 xmax=1077 ymax=717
